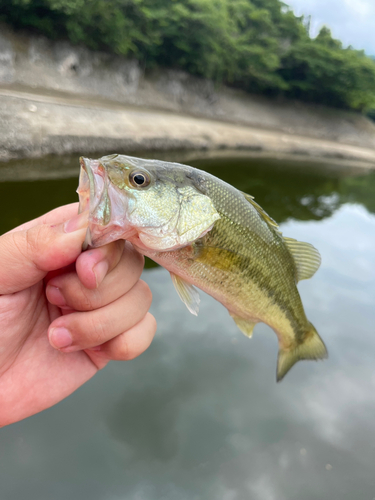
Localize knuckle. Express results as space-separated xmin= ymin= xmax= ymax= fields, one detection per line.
xmin=24 ymin=226 xmax=39 ymax=254
xmin=8 ymin=234 xmax=26 ymax=266
xmin=10 ymin=230 xmax=34 ymax=262
xmin=148 ymin=313 xmax=157 ymax=335
xmin=109 ymin=314 xmax=157 ymax=361
xmin=70 ymin=311 xmax=109 ymax=346
xmin=136 ymin=279 xmax=152 ymax=306
xmin=26 ymin=225 xmax=50 ymax=265
xmin=117 ymin=336 xmax=132 ymax=360
xmin=22 ymin=225 xmax=55 ymax=271
xmin=87 ymin=317 xmax=109 ymax=344
xmin=59 ymin=277 xmax=100 ymax=311
xmin=74 ymin=287 xmax=99 ymax=311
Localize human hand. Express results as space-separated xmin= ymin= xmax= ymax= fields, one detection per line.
xmin=0 ymin=203 xmax=156 ymax=426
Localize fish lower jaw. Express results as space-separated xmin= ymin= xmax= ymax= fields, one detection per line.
xmin=87 ymin=223 xmax=137 ymax=248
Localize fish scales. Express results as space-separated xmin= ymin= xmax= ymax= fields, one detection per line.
xmin=78 ymin=154 xmax=328 ymax=381
xmin=153 ymin=174 xmax=308 ymax=343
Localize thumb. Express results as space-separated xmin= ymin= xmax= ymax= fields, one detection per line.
xmin=0 ymin=212 xmax=88 ymax=294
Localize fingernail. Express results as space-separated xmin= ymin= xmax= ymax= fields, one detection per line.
xmin=49 ymin=327 xmax=73 ymax=349
xmin=47 ymin=286 xmax=67 ymax=308
xmin=93 ymin=260 xmax=109 ymax=288
xmin=64 ymin=211 xmax=89 ymax=233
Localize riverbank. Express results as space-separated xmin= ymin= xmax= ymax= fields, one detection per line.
xmin=1 ymin=25 xmax=375 ymax=165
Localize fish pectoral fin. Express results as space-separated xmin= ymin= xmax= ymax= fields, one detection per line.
xmin=170 ymin=273 xmax=200 ymax=316
xmin=277 ymin=322 xmax=328 ymax=382
xmin=230 ymin=314 xmax=257 ymax=338
xmin=283 ymin=237 xmax=321 ymax=282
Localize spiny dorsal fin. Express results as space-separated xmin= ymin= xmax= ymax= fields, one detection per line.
xmin=283 ymin=237 xmax=321 ymax=282
xmin=241 ymin=192 xmax=279 ymax=229
xmin=170 ymin=272 xmax=200 ymax=316
xmin=241 ymin=192 xmax=321 ymax=282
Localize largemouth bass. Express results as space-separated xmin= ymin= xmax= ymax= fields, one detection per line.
xmin=78 ymin=154 xmax=327 ymax=381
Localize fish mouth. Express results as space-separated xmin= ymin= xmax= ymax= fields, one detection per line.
xmin=77 ymin=157 xmax=130 ymax=249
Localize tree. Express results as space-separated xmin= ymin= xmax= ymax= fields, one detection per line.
xmin=2 ymin=0 xmax=375 ymax=111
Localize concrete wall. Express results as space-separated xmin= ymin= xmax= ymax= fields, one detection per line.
xmin=1 ymin=24 xmax=375 ymax=163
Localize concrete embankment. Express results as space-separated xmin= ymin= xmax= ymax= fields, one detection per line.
xmin=1 ymin=25 xmax=375 ymax=166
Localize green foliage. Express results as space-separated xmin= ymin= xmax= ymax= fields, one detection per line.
xmin=1 ymin=0 xmax=375 ymax=112
xmin=279 ymin=27 xmax=375 ymax=110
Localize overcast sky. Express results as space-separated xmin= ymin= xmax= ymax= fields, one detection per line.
xmin=285 ymin=0 xmax=375 ymax=55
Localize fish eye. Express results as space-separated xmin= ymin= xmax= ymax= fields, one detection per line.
xmin=129 ymin=170 xmax=151 ymax=188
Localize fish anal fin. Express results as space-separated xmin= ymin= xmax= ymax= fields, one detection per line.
xmin=170 ymin=273 xmax=200 ymax=316
xmin=277 ymin=322 xmax=328 ymax=382
xmin=241 ymin=192 xmax=279 ymax=229
xmin=230 ymin=313 xmax=257 ymax=338
xmin=283 ymin=237 xmax=321 ymax=282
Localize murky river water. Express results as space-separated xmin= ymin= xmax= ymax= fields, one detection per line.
xmin=1 ymin=154 xmax=375 ymax=500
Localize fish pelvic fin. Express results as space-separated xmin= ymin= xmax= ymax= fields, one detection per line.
xmin=276 ymin=322 xmax=328 ymax=382
xmin=170 ymin=272 xmax=200 ymax=316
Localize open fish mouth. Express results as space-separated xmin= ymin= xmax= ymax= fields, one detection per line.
xmin=77 ymin=157 xmax=130 ymax=249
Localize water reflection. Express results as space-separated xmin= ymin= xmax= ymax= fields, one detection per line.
xmin=0 ymin=154 xmax=375 ymax=500
xmin=1 ymin=155 xmax=375 ymax=237
xmin=192 ymin=156 xmax=375 ymax=222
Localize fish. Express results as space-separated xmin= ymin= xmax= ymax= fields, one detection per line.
xmin=77 ymin=154 xmax=328 ymax=381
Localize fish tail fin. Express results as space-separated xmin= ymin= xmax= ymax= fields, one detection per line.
xmin=276 ymin=322 xmax=328 ymax=382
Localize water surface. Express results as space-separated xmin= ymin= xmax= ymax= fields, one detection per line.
xmin=1 ymin=154 xmax=375 ymax=500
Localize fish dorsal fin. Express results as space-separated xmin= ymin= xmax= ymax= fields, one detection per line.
xmin=241 ymin=192 xmax=279 ymax=230
xmin=170 ymin=273 xmax=200 ymax=316
xmin=283 ymin=237 xmax=321 ymax=282
xmin=241 ymin=192 xmax=320 ymax=282
xmin=230 ymin=313 xmax=257 ymax=338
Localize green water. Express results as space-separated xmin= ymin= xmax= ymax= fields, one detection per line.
xmin=1 ymin=154 xmax=375 ymax=500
